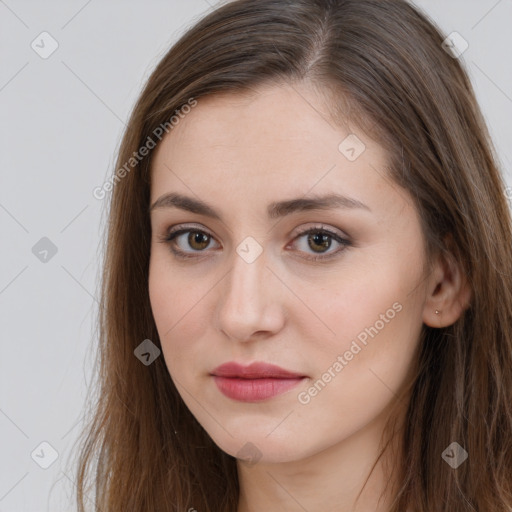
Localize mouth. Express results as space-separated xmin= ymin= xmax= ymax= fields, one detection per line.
xmin=210 ymin=361 xmax=307 ymax=402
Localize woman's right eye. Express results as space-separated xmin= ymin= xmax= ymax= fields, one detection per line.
xmin=157 ymin=227 xmax=221 ymax=259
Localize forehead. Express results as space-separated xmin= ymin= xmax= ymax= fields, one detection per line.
xmin=152 ymin=83 xmax=387 ymax=181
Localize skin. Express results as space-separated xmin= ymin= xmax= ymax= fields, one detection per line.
xmin=148 ymin=81 xmax=470 ymax=512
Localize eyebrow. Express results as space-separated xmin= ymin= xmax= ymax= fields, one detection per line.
xmin=149 ymin=192 xmax=371 ymax=220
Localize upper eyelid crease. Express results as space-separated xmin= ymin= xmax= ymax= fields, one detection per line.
xmin=149 ymin=192 xmax=371 ymax=220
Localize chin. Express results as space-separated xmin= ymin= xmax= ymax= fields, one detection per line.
xmin=205 ymin=426 xmax=312 ymax=465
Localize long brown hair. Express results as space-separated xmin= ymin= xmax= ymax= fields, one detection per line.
xmin=74 ymin=0 xmax=512 ymax=510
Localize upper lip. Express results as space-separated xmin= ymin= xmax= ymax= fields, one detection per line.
xmin=210 ymin=361 xmax=306 ymax=379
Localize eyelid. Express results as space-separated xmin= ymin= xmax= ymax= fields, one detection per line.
xmin=289 ymin=223 xmax=348 ymax=241
xmin=166 ymin=222 xmax=216 ymax=239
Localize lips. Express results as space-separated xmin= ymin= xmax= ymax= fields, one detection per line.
xmin=210 ymin=362 xmax=307 ymax=402
xmin=211 ymin=361 xmax=305 ymax=379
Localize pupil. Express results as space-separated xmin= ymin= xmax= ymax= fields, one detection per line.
xmin=309 ymin=232 xmax=330 ymax=253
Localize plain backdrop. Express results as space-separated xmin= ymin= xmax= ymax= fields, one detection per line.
xmin=1 ymin=0 xmax=511 ymax=510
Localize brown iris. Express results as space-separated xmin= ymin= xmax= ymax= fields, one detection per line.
xmin=308 ymin=232 xmax=331 ymax=253
xmin=188 ymin=231 xmax=210 ymax=250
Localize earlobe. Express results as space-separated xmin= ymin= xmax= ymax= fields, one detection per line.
xmin=422 ymin=243 xmax=472 ymax=328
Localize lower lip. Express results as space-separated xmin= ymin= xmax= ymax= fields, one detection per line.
xmin=212 ymin=376 xmax=305 ymax=402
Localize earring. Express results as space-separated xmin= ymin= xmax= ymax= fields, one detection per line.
xmin=435 ymin=310 xmax=441 ymax=315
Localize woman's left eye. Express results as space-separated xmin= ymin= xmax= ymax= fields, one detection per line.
xmin=157 ymin=224 xmax=351 ymax=261
xmin=289 ymin=227 xmax=351 ymax=261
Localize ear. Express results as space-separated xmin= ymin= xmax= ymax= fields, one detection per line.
xmin=422 ymin=234 xmax=472 ymax=328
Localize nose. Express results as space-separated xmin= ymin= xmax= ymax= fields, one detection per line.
xmin=215 ymin=247 xmax=286 ymax=342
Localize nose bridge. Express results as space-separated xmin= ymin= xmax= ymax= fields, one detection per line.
xmin=216 ymin=244 xmax=281 ymax=341
xmin=224 ymin=248 xmax=266 ymax=317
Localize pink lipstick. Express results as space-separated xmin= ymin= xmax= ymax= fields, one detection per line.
xmin=210 ymin=361 xmax=306 ymax=402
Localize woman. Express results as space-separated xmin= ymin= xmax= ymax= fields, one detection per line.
xmin=75 ymin=0 xmax=512 ymax=510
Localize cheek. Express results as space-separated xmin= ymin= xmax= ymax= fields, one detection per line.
xmin=289 ymin=284 xmax=422 ymax=449
xmin=293 ymin=251 xmax=425 ymax=414
xmin=302 ymin=281 xmax=414 ymax=375
xmin=148 ymin=255 xmax=208 ymax=372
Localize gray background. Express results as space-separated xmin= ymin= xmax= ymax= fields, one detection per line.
xmin=1 ymin=0 xmax=511 ymax=510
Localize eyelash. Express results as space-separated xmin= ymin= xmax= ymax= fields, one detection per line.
xmin=157 ymin=223 xmax=352 ymax=262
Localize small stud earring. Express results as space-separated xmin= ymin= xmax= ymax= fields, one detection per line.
xmin=435 ymin=310 xmax=441 ymax=315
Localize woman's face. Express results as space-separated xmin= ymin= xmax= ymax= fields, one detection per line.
xmin=148 ymin=82 xmax=431 ymax=464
